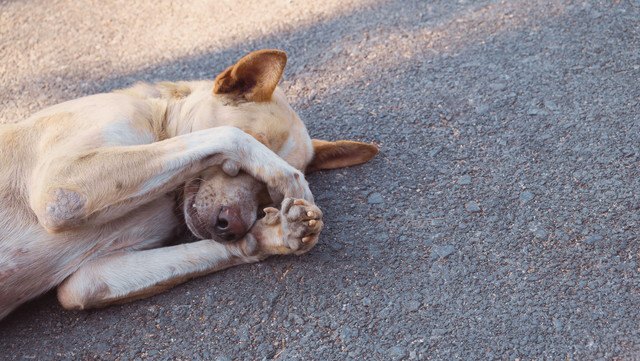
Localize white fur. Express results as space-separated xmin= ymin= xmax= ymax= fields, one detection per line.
xmin=0 ymin=81 xmax=316 ymax=319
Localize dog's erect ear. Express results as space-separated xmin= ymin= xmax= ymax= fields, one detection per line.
xmin=306 ymin=140 xmax=379 ymax=173
xmin=213 ymin=49 xmax=287 ymax=102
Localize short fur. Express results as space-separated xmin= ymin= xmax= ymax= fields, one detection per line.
xmin=0 ymin=50 xmax=378 ymax=320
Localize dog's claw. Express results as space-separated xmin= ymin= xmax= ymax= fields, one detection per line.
xmin=264 ymin=207 xmax=278 ymax=213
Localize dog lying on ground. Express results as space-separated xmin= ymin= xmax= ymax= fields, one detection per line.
xmin=0 ymin=49 xmax=378 ymax=320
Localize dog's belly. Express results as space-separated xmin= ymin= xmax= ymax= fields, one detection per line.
xmin=0 ymin=193 xmax=182 ymax=316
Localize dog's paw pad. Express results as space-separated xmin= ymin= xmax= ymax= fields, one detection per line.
xmin=280 ymin=198 xmax=323 ymax=255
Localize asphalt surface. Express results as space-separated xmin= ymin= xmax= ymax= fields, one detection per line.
xmin=1 ymin=0 xmax=639 ymax=359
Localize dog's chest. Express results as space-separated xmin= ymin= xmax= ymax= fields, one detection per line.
xmin=100 ymin=193 xmax=185 ymax=253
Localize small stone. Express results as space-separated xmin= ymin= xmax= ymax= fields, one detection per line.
xmin=465 ymin=201 xmax=481 ymax=213
xmin=553 ymin=318 xmax=563 ymax=331
xmin=519 ymin=191 xmax=535 ymax=203
xmin=489 ymin=83 xmax=507 ymax=91
xmin=237 ymin=325 xmax=250 ymax=342
xmin=428 ymin=146 xmax=443 ymax=157
xmin=94 ymin=343 xmax=110 ymax=354
xmin=530 ymin=226 xmax=548 ymax=239
xmin=340 ymin=326 xmax=358 ymax=343
xmin=554 ymin=230 xmax=570 ymax=242
xmin=290 ymin=313 xmax=304 ymax=325
xmin=584 ymin=234 xmax=603 ymax=244
xmin=257 ymin=343 xmax=276 ymax=358
xmin=316 ymin=190 xmax=336 ymax=201
xmin=458 ymin=175 xmax=472 ymax=185
xmin=404 ymin=300 xmax=421 ymax=312
xmin=475 ymin=104 xmax=490 ymax=114
xmin=544 ymin=99 xmax=559 ymax=110
xmin=604 ymin=190 xmax=616 ymax=199
xmin=431 ymin=245 xmax=456 ymax=260
xmin=430 ymin=328 xmax=448 ymax=337
xmin=388 ymin=346 xmax=408 ymax=361
xmin=362 ymin=297 xmax=372 ymax=307
xmin=527 ymin=107 xmax=548 ymax=116
xmin=367 ymin=192 xmax=384 ymax=204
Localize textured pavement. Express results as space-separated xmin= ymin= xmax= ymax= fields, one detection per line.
xmin=1 ymin=0 xmax=639 ymax=359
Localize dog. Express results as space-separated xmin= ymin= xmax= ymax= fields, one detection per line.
xmin=0 ymin=49 xmax=378 ymax=320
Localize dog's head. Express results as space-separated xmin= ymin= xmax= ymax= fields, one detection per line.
xmin=181 ymin=49 xmax=378 ymax=242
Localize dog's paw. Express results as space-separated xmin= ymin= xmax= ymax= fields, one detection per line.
xmin=246 ymin=198 xmax=323 ymax=257
xmin=280 ymin=198 xmax=323 ymax=255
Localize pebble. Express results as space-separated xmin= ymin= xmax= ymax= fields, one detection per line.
xmin=388 ymin=346 xmax=408 ymax=360
xmin=527 ymin=107 xmax=548 ymax=116
xmin=553 ymin=318 xmax=563 ymax=331
xmin=554 ymin=230 xmax=571 ymax=242
xmin=404 ymin=300 xmax=421 ymax=312
xmin=475 ymin=104 xmax=490 ymax=114
xmin=520 ymin=191 xmax=535 ymax=203
xmin=237 ymin=325 xmax=250 ymax=342
xmin=94 ymin=343 xmax=110 ymax=354
xmin=458 ymin=175 xmax=472 ymax=185
xmin=530 ymin=226 xmax=548 ymax=239
xmin=428 ymin=146 xmax=443 ymax=157
xmin=544 ymin=99 xmax=559 ymax=110
xmin=431 ymin=328 xmax=448 ymax=337
xmin=584 ymin=234 xmax=603 ymax=244
xmin=340 ymin=326 xmax=358 ymax=342
xmin=290 ymin=313 xmax=304 ymax=325
xmin=465 ymin=201 xmax=481 ymax=213
xmin=367 ymin=192 xmax=384 ymax=204
xmin=431 ymin=245 xmax=456 ymax=260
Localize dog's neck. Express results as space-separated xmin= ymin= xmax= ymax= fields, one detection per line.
xmin=161 ymin=98 xmax=192 ymax=139
xmin=122 ymin=81 xmax=218 ymax=140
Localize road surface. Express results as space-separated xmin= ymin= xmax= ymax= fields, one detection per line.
xmin=1 ymin=0 xmax=639 ymax=359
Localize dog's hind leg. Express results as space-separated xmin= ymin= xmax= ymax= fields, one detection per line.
xmin=29 ymin=126 xmax=312 ymax=233
xmin=56 ymin=198 xmax=323 ymax=310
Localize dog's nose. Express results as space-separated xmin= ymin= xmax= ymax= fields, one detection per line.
xmin=213 ymin=206 xmax=247 ymax=241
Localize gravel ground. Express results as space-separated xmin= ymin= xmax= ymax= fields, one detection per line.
xmin=1 ymin=0 xmax=639 ymax=359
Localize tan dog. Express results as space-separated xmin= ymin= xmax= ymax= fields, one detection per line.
xmin=0 ymin=49 xmax=378 ymax=320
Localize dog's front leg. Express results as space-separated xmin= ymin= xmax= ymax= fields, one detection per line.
xmin=30 ymin=126 xmax=312 ymax=233
xmin=56 ymin=198 xmax=323 ymax=310
xmin=56 ymin=239 xmax=254 ymax=310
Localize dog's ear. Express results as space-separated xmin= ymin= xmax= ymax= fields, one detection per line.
xmin=213 ymin=49 xmax=287 ymax=102
xmin=306 ymin=140 xmax=379 ymax=173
